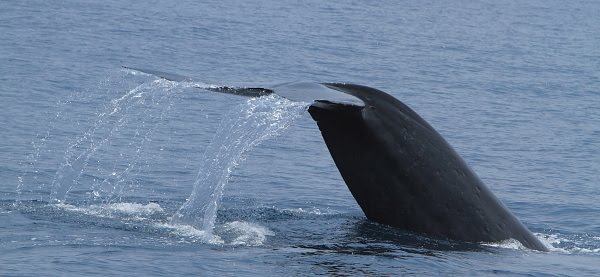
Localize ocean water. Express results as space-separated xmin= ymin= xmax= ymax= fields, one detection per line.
xmin=1 ymin=0 xmax=599 ymax=275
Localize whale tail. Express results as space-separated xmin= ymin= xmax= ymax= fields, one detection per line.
xmin=123 ymin=66 xmax=547 ymax=251
xmin=122 ymin=66 xmax=365 ymax=111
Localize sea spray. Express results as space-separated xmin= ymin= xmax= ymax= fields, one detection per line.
xmin=48 ymin=76 xmax=201 ymax=203
xmin=171 ymin=95 xmax=307 ymax=236
xmin=22 ymin=70 xmax=307 ymax=243
xmin=50 ymin=81 xmax=150 ymax=202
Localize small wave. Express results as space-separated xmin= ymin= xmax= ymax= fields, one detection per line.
xmin=535 ymin=233 xmax=600 ymax=254
xmin=482 ymin=234 xmax=600 ymax=254
xmin=279 ymin=207 xmax=334 ymax=216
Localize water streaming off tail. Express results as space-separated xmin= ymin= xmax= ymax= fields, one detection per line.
xmin=18 ymin=70 xmax=308 ymax=245
xmin=42 ymin=73 xmax=205 ymax=203
xmin=171 ymin=95 xmax=307 ymax=236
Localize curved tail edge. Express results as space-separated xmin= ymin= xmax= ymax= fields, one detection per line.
xmin=122 ymin=66 xmax=365 ymax=110
xmin=123 ymin=66 xmax=273 ymax=97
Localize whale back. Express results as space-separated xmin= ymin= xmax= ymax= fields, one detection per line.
xmin=308 ymin=83 xmax=547 ymax=251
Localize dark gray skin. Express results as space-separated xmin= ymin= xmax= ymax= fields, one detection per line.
xmin=308 ymin=83 xmax=548 ymax=251
xmin=123 ymin=67 xmax=548 ymax=251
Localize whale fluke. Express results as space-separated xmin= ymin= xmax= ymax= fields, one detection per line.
xmin=123 ymin=67 xmax=364 ymax=110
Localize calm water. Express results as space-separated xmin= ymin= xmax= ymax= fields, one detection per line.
xmin=1 ymin=0 xmax=599 ymax=275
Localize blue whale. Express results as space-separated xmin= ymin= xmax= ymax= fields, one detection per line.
xmin=125 ymin=67 xmax=548 ymax=251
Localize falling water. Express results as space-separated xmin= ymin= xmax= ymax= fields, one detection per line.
xmin=24 ymin=70 xmax=308 ymax=241
xmin=170 ymin=95 xmax=307 ymax=237
xmin=46 ymin=75 xmax=201 ymax=203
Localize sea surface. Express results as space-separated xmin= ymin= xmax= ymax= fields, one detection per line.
xmin=1 ymin=0 xmax=599 ymax=276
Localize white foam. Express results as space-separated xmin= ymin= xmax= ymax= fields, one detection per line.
xmin=54 ymin=202 xmax=164 ymax=220
xmin=221 ymin=221 xmax=274 ymax=246
xmin=104 ymin=202 xmax=164 ymax=215
xmin=535 ymin=233 xmax=600 ymax=254
xmin=54 ymin=203 xmax=87 ymax=212
xmin=482 ymin=238 xmax=527 ymax=251
xmin=154 ymin=221 xmax=274 ymax=246
xmin=155 ymin=223 xmax=224 ymax=245
xmin=53 ymin=203 xmax=273 ymax=247
xmin=482 ymin=233 xmax=600 ymax=254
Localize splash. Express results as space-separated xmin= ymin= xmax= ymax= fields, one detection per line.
xmin=171 ymin=95 xmax=307 ymax=236
xmin=54 ymin=202 xmax=273 ymax=245
xmin=482 ymin=238 xmax=528 ymax=251
xmin=46 ymin=73 xmax=205 ymax=203
xmin=535 ymin=233 xmax=600 ymax=254
xmin=483 ymin=233 xmax=600 ymax=254
xmin=55 ymin=202 xmax=165 ymax=220
xmin=221 ymin=221 xmax=275 ymax=246
xmin=20 ymin=69 xmax=307 ymax=246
